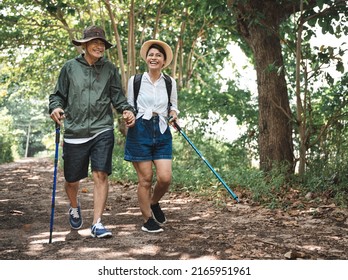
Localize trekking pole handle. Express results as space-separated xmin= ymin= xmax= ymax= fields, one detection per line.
xmin=55 ymin=112 xmax=64 ymax=143
xmin=55 ymin=123 xmax=60 ymax=143
xmin=167 ymin=116 xmax=181 ymax=131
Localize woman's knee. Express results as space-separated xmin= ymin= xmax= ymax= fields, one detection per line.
xmin=157 ymin=173 xmax=172 ymax=187
xmin=138 ymin=176 xmax=153 ymax=189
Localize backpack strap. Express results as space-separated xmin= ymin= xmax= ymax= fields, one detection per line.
xmin=133 ymin=73 xmax=143 ymax=113
xmin=163 ymin=74 xmax=172 ymax=116
xmin=133 ymin=73 xmax=172 ymax=116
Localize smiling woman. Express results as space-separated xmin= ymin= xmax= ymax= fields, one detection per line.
xmin=124 ymin=39 xmax=179 ymax=233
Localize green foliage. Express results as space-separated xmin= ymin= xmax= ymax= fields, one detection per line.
xmin=0 ymin=0 xmax=348 ymax=209
xmin=301 ymin=158 xmax=348 ymax=207
xmin=110 ymin=129 xmax=138 ymax=183
xmin=5 ymin=90 xmax=51 ymax=157
xmin=227 ymin=162 xmax=292 ymax=209
xmin=170 ymin=125 xmax=250 ymax=192
xmin=299 ymin=73 xmax=348 ymax=207
xmin=0 ymin=108 xmax=16 ymax=163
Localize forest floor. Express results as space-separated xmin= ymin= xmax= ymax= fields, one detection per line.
xmin=0 ymin=156 xmax=348 ymax=260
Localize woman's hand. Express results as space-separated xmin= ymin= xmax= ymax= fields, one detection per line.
xmin=168 ymin=111 xmax=178 ymax=129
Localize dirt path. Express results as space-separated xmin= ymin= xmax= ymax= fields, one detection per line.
xmin=0 ymin=157 xmax=347 ymax=260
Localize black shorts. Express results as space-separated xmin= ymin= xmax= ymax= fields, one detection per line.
xmin=62 ymin=130 xmax=114 ymax=182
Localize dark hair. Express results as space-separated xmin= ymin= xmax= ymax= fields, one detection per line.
xmin=146 ymin=44 xmax=167 ymax=60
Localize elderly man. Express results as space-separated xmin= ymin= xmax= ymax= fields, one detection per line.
xmin=49 ymin=26 xmax=135 ymax=238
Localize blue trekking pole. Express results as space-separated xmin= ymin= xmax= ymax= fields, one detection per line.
xmin=169 ymin=118 xmax=239 ymax=202
xmin=49 ymin=120 xmax=61 ymax=243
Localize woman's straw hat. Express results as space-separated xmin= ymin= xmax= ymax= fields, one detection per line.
xmin=140 ymin=40 xmax=173 ymax=69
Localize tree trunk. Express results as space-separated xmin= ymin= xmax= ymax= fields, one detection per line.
xmin=232 ymin=0 xmax=295 ymax=173
xmin=103 ymin=0 xmax=127 ymax=92
xmin=103 ymin=0 xmax=128 ymax=137
xmin=128 ymin=0 xmax=136 ymax=78
xmin=295 ymin=1 xmax=307 ymax=176
xmin=253 ymin=29 xmax=294 ymax=172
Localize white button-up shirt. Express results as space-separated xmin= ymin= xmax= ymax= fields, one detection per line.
xmin=127 ymin=72 xmax=179 ymax=133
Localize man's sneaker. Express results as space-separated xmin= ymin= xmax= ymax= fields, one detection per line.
xmin=68 ymin=203 xmax=83 ymax=230
xmin=141 ymin=217 xmax=164 ymax=233
xmin=151 ymin=203 xmax=167 ymax=224
xmin=90 ymin=218 xmax=112 ymax=238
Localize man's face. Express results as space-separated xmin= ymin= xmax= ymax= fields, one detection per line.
xmin=85 ymin=39 xmax=105 ymax=60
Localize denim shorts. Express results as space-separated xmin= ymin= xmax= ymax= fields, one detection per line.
xmin=62 ymin=129 xmax=114 ymax=182
xmin=124 ymin=116 xmax=172 ymax=162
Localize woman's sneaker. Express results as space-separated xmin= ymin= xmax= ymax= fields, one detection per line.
xmin=68 ymin=203 xmax=83 ymax=229
xmin=151 ymin=203 xmax=167 ymax=224
xmin=141 ymin=217 xmax=164 ymax=233
xmin=90 ymin=218 xmax=112 ymax=238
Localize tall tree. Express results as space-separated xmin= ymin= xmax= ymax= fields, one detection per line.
xmin=227 ymin=0 xmax=346 ymax=173
xmin=292 ymin=0 xmax=347 ymax=175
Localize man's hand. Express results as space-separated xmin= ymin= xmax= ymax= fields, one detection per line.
xmin=50 ymin=108 xmax=65 ymax=126
xmin=123 ymin=110 xmax=136 ymax=127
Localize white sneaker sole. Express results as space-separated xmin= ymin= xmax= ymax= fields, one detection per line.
xmin=141 ymin=226 xmax=164 ymax=233
xmin=91 ymin=231 xmax=112 ymax=238
xmin=70 ymin=221 xmax=83 ymax=230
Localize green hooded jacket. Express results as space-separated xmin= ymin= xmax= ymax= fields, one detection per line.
xmin=49 ymin=54 xmax=135 ymax=139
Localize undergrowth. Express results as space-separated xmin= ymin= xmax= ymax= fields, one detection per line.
xmin=110 ymin=130 xmax=348 ymax=209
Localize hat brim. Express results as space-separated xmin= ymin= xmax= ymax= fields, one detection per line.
xmin=140 ymin=40 xmax=173 ymax=69
xmin=72 ymin=37 xmax=113 ymax=50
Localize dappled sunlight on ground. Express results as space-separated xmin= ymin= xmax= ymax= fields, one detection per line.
xmin=1 ymin=157 xmax=348 ymax=260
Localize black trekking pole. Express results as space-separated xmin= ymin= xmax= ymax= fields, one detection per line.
xmin=49 ymin=119 xmax=61 ymax=243
xmin=169 ymin=118 xmax=239 ymax=202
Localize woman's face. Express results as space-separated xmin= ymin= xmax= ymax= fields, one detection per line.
xmin=146 ymin=48 xmax=166 ymax=70
xmin=84 ymin=39 xmax=105 ymax=62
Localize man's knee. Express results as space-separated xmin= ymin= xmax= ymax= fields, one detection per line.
xmin=92 ymin=171 xmax=108 ymax=182
xmin=65 ymin=181 xmax=79 ymax=188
